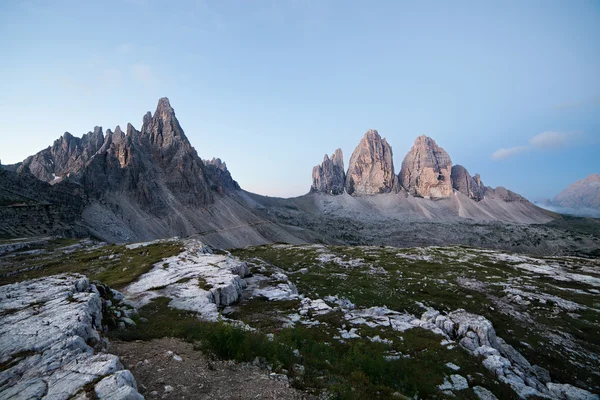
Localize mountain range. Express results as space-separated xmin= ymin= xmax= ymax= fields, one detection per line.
xmin=1 ymin=98 xmax=597 ymax=255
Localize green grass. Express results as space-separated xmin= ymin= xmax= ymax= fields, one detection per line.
xmin=0 ymin=239 xmax=183 ymax=288
xmin=231 ymin=243 xmax=600 ymax=394
xmin=113 ymin=297 xmax=517 ymax=399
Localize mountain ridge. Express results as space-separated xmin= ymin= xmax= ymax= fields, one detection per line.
xmin=3 ymin=97 xmax=596 ymax=256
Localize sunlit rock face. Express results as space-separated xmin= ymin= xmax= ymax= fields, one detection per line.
xmin=345 ymin=130 xmax=398 ymax=195
xmin=311 ymin=148 xmax=346 ymax=195
xmin=399 ymin=135 xmax=453 ymax=198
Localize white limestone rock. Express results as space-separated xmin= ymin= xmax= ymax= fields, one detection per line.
xmin=546 ymin=383 xmax=600 ymax=400
xmin=0 ymin=274 xmax=141 ymax=400
xmin=123 ymin=239 xmax=251 ymax=319
xmin=473 ymin=386 xmax=499 ymax=400
xmin=438 ymin=374 xmax=469 ymax=391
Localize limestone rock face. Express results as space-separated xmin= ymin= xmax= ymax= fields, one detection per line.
xmin=17 ymin=127 xmax=105 ymax=183
xmin=0 ymin=274 xmax=142 ymax=399
xmin=451 ymin=165 xmax=486 ymax=201
xmin=345 ymin=130 xmax=398 ymax=195
xmin=553 ymin=174 xmax=600 ymax=210
xmin=138 ymin=97 xmax=213 ymax=206
xmin=399 ymin=135 xmax=453 ymax=198
xmin=203 ymin=157 xmax=241 ymax=193
xmin=311 ymin=148 xmax=346 ymax=195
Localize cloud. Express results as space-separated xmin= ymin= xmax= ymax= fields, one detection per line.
xmin=492 ymin=146 xmax=529 ymax=160
xmin=529 ymin=131 xmax=570 ymax=149
xmin=129 ymin=63 xmax=158 ymax=88
xmin=492 ymin=131 xmax=582 ymax=160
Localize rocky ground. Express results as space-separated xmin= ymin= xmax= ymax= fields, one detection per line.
xmin=0 ymin=274 xmax=142 ymax=399
xmin=109 ymin=338 xmax=309 ymax=399
xmin=1 ymin=237 xmax=599 ymax=399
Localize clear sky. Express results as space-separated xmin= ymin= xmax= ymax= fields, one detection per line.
xmin=1 ymin=0 xmax=598 ymax=200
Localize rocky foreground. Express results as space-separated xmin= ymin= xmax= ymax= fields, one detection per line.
xmin=0 ymin=275 xmax=142 ymax=399
xmin=1 ymin=238 xmax=599 ymax=399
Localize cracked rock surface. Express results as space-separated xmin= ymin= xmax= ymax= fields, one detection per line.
xmin=0 ymin=275 xmax=141 ymax=399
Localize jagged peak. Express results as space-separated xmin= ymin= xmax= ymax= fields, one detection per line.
xmin=114 ymin=125 xmax=123 ymax=136
xmin=204 ymin=157 xmax=228 ymax=171
xmin=92 ymin=126 xmax=103 ymax=135
xmin=154 ymin=97 xmax=175 ymax=119
xmin=126 ymin=123 xmax=137 ymax=136
xmin=332 ymin=148 xmax=344 ymax=168
xmin=363 ymin=129 xmax=380 ymax=139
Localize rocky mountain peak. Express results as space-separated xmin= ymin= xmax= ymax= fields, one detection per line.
xmin=585 ymin=173 xmax=600 ymax=183
xmin=156 ymin=97 xmax=174 ymax=115
xmin=203 ymin=157 xmax=240 ymax=193
xmin=311 ymin=148 xmax=346 ymax=195
xmin=552 ymin=173 xmax=600 ymax=210
xmin=399 ymin=135 xmax=453 ymax=198
xmin=345 ymin=130 xmax=398 ymax=195
xmin=451 ymin=165 xmax=485 ymax=201
xmin=142 ymin=97 xmax=189 ymax=150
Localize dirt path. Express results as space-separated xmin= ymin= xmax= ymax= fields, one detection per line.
xmin=109 ymin=338 xmax=312 ymax=400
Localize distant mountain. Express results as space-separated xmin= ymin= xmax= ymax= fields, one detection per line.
xmin=2 ymin=98 xmax=297 ymax=246
xmin=5 ymin=98 xmax=598 ymax=255
xmin=310 ymin=132 xmax=528 ymax=203
xmin=540 ymin=174 xmax=600 ymax=218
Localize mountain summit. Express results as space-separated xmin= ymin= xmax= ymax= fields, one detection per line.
xmin=345 ymin=129 xmax=398 ymax=195
xmin=399 ymin=135 xmax=453 ymax=198
xmin=552 ymin=174 xmax=600 ymax=211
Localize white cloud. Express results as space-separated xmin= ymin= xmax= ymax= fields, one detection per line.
xmin=492 ymin=131 xmax=582 ymax=160
xmin=129 ymin=63 xmax=158 ymax=88
xmin=492 ymin=146 xmax=529 ymax=160
xmin=529 ymin=131 xmax=571 ymax=149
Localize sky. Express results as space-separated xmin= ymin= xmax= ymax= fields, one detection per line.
xmin=0 ymin=0 xmax=598 ymax=200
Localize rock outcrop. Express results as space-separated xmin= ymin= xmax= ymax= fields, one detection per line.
xmin=489 ymin=186 xmax=526 ymax=202
xmin=123 ymin=239 xmax=251 ymax=320
xmin=451 ymin=165 xmax=486 ymax=201
xmin=417 ymin=309 xmax=600 ymax=399
xmin=553 ymin=174 xmax=600 ymax=210
xmin=345 ymin=130 xmax=398 ymax=195
xmin=311 ymin=149 xmax=346 ymax=195
xmin=203 ymin=158 xmax=241 ymax=193
xmin=0 ymin=274 xmax=142 ymax=399
xmin=399 ymin=135 xmax=453 ymax=198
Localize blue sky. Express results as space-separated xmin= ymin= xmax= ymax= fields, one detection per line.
xmin=1 ymin=0 xmax=598 ymax=199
